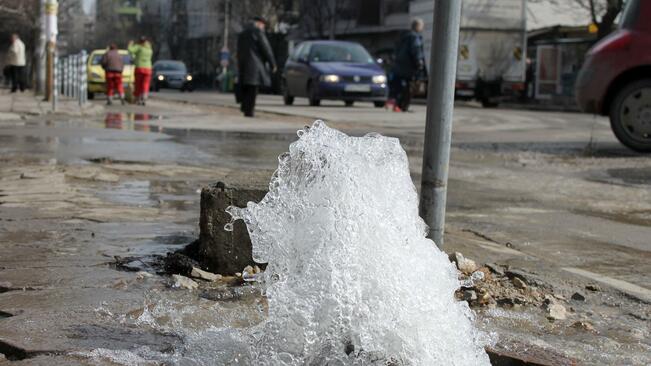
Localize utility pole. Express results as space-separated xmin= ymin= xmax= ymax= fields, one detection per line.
xmin=223 ymin=0 xmax=229 ymax=50
xmin=419 ymin=0 xmax=462 ymax=247
xmin=44 ymin=0 xmax=58 ymax=102
xmin=36 ymin=0 xmax=47 ymax=95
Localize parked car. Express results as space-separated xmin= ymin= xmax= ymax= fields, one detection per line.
xmin=575 ymin=0 xmax=651 ymax=152
xmin=152 ymin=60 xmax=193 ymax=92
xmin=87 ymin=49 xmax=134 ymax=99
xmin=282 ymin=41 xmax=388 ymax=107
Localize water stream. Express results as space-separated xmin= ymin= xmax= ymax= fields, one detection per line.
xmin=225 ymin=121 xmax=492 ymax=365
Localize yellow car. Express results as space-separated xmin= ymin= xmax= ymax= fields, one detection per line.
xmin=87 ymin=49 xmax=135 ymax=99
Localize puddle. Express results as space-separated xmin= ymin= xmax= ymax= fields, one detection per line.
xmin=97 ymin=180 xmax=154 ymax=207
xmin=605 ymin=167 xmax=651 ymax=186
xmin=104 ymin=112 xmax=167 ymax=132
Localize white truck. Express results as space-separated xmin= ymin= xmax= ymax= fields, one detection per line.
xmin=410 ymin=0 xmax=527 ymax=107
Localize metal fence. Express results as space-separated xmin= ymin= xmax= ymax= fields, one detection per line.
xmin=54 ymin=50 xmax=88 ymax=110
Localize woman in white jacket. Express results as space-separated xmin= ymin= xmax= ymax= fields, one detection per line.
xmin=7 ymin=33 xmax=26 ymax=92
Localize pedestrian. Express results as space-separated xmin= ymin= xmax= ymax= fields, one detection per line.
xmin=128 ymin=36 xmax=153 ymax=105
xmin=236 ymin=16 xmax=277 ymax=117
xmin=7 ymin=33 xmax=26 ymax=93
xmin=101 ymin=44 xmax=125 ymax=105
xmin=389 ymin=18 xmax=426 ymax=112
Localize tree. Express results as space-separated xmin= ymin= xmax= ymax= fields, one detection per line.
xmin=530 ymin=0 xmax=625 ymax=39
xmin=299 ymin=0 xmax=357 ymax=39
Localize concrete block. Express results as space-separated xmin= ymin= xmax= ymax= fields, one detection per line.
xmin=193 ymin=182 xmax=266 ymax=275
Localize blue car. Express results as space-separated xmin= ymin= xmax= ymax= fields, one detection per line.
xmin=282 ymin=40 xmax=388 ymax=107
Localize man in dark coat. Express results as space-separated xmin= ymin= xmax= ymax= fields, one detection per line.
xmin=237 ymin=16 xmax=277 ymax=117
xmin=389 ymin=18 xmax=426 ymax=112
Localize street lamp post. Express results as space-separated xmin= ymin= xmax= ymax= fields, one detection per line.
xmin=419 ymin=0 xmax=462 ymax=247
xmin=44 ymin=0 xmax=58 ymax=102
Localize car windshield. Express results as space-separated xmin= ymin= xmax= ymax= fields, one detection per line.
xmin=91 ymin=54 xmax=132 ymax=65
xmin=309 ymin=43 xmax=374 ymax=64
xmin=156 ymin=63 xmax=187 ymax=72
xmin=619 ymin=0 xmax=639 ymax=29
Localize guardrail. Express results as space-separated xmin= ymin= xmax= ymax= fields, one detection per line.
xmin=53 ymin=50 xmax=87 ymax=110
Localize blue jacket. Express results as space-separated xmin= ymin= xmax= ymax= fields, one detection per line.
xmin=392 ymin=31 xmax=426 ymax=79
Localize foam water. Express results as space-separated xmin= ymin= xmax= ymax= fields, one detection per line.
xmin=227 ymin=121 xmax=492 ymax=365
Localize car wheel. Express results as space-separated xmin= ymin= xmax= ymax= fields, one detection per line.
xmin=609 ymin=78 xmax=651 ymax=152
xmin=374 ymin=101 xmax=385 ymax=108
xmin=87 ymin=92 xmax=94 ymax=100
xmin=308 ymin=82 xmax=320 ymax=107
xmin=283 ymin=80 xmax=294 ymax=105
xmin=345 ymin=100 xmax=354 ymax=107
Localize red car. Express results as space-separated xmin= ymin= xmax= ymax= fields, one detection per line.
xmin=575 ymin=0 xmax=651 ymax=152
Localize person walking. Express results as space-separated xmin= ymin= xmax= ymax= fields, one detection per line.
xmin=128 ymin=36 xmax=153 ymax=105
xmin=101 ymin=44 xmax=125 ymax=105
xmin=389 ymin=18 xmax=426 ymax=112
xmin=7 ymin=33 xmax=26 ymax=93
xmin=236 ymin=16 xmax=277 ymax=117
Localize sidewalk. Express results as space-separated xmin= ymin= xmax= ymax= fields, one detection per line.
xmin=0 ymin=89 xmax=103 ymax=119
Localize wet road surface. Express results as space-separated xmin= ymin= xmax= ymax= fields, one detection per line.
xmin=0 ymin=99 xmax=649 ymax=364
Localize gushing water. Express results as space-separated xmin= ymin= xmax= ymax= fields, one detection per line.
xmin=226 ymin=121 xmax=492 ymax=365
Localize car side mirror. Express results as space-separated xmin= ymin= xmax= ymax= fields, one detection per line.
xmin=299 ymin=56 xmax=309 ymax=64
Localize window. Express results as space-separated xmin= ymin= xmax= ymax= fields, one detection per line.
xmin=620 ymin=0 xmax=640 ymax=29
xmin=155 ymin=62 xmax=187 ymax=72
xmin=308 ymin=43 xmax=374 ymax=63
xmin=91 ymin=54 xmax=133 ymax=65
xmin=298 ymin=43 xmax=311 ymax=61
xmin=290 ymin=44 xmax=304 ymax=61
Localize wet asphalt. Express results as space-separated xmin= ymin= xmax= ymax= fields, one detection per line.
xmin=0 ymin=93 xmax=649 ymax=364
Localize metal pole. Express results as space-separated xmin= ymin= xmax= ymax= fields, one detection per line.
xmin=52 ymin=50 xmax=58 ymax=111
xmin=36 ymin=0 xmax=47 ymax=95
xmin=223 ymin=0 xmax=229 ymax=48
xmin=419 ymin=0 xmax=462 ymax=247
xmin=79 ymin=50 xmax=87 ymax=106
xmin=64 ymin=57 xmax=69 ymax=97
xmin=72 ymin=55 xmax=78 ymax=99
xmin=44 ymin=0 xmax=58 ymax=101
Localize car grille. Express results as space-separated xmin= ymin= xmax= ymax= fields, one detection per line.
xmin=341 ymin=76 xmax=372 ymax=83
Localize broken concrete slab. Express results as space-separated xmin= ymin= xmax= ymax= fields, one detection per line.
xmin=190 ymin=267 xmax=222 ymax=282
xmin=170 ymin=275 xmax=198 ymax=290
xmin=189 ymin=182 xmax=266 ymax=275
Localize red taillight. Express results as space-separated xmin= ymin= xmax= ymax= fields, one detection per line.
xmin=455 ymin=82 xmax=467 ymax=89
xmin=589 ymin=30 xmax=633 ymax=55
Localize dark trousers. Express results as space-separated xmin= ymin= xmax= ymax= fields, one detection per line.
xmin=9 ymin=65 xmax=26 ymax=92
xmin=389 ymin=75 xmax=411 ymax=111
xmin=240 ymin=84 xmax=258 ymax=117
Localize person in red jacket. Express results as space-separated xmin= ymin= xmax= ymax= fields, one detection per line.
xmin=101 ymin=44 xmax=125 ymax=105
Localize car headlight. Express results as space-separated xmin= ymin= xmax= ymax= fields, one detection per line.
xmin=186 ymin=75 xmax=192 ymax=81
xmin=157 ymin=75 xmax=164 ymax=81
xmin=372 ymin=75 xmax=387 ymax=84
xmin=321 ymin=74 xmax=340 ymax=83
xmin=91 ymin=72 xmax=102 ymax=80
